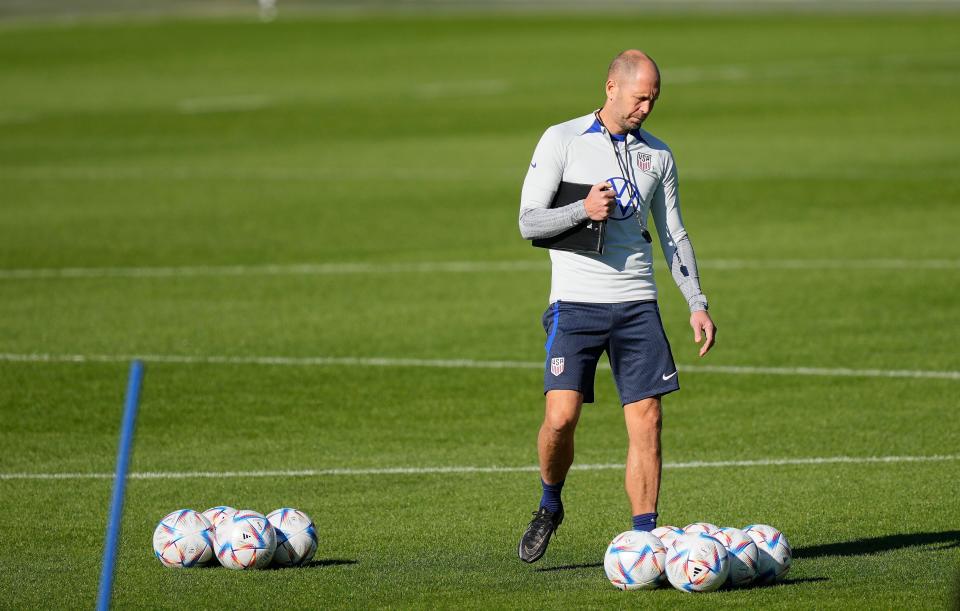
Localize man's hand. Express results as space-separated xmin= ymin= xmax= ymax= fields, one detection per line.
xmin=690 ymin=310 xmax=716 ymax=357
xmin=584 ymin=182 xmax=616 ymax=221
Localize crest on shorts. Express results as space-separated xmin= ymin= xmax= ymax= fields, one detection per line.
xmin=637 ymin=152 xmax=653 ymax=172
xmin=550 ymin=357 xmax=565 ymax=377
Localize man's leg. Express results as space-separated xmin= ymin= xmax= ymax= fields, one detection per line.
xmin=519 ymin=390 xmax=583 ymax=563
xmin=623 ymin=396 xmax=662 ymax=529
xmin=538 ymin=390 xmax=583 ymax=487
xmin=522 ymin=300 xmax=606 ymax=562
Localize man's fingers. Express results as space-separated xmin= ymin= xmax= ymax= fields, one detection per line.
xmin=690 ymin=312 xmax=716 ymax=357
xmin=699 ymin=323 xmax=716 ymax=357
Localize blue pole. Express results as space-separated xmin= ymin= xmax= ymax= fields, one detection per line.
xmin=96 ymin=360 xmax=145 ymax=611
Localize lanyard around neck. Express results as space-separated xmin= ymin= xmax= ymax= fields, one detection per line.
xmin=594 ymin=111 xmax=652 ymax=243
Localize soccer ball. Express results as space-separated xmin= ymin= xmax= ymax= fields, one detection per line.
xmin=651 ymin=525 xmax=684 ymax=549
xmin=214 ymin=509 xmax=277 ymax=570
xmin=201 ymin=506 xmax=237 ymax=529
xmin=744 ymin=524 xmax=792 ymax=583
xmin=666 ymin=533 xmax=729 ymax=593
xmin=152 ymin=509 xmax=215 ymax=568
xmin=683 ymin=522 xmax=720 ymax=535
xmin=267 ymin=507 xmax=318 ymax=567
xmin=712 ymin=527 xmax=759 ymax=587
xmin=603 ymin=530 xmax=666 ymax=590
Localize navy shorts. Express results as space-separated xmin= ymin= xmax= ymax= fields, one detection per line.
xmin=542 ymin=300 xmax=679 ymax=405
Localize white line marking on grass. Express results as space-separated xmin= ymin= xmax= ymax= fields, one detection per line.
xmin=0 ymin=352 xmax=544 ymax=369
xmin=2 ymin=454 xmax=956 ymax=481
xmin=706 ymin=258 xmax=960 ymax=270
xmin=0 ymin=260 xmax=549 ymax=279
xmin=0 ymin=258 xmax=957 ymax=280
xmin=2 ymin=165 xmax=957 ymax=182
xmin=177 ymin=95 xmax=270 ymax=114
xmin=677 ymin=364 xmax=960 ymax=381
xmin=0 ymin=166 xmax=496 ymax=182
xmin=1 ymin=352 xmax=959 ymax=380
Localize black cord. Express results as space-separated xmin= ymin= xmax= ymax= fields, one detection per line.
xmin=594 ymin=111 xmax=652 ymax=243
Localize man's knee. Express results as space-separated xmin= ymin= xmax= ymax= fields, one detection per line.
xmin=543 ymin=391 xmax=582 ymax=435
xmin=543 ymin=410 xmax=578 ymax=436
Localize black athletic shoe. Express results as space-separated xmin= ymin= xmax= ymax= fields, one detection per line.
xmin=518 ymin=506 xmax=564 ymax=563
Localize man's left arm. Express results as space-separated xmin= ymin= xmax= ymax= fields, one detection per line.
xmin=649 ymin=150 xmax=716 ymax=357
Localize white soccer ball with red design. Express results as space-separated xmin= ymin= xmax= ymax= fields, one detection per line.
xmin=712 ymin=527 xmax=759 ymax=587
xmin=651 ymin=525 xmax=684 ymax=549
xmin=267 ymin=507 xmax=318 ymax=567
xmin=201 ymin=506 xmax=237 ymax=530
xmin=683 ymin=522 xmax=720 ymax=536
xmin=603 ymin=530 xmax=666 ymax=590
xmin=744 ymin=524 xmax=792 ymax=583
xmin=666 ymin=533 xmax=729 ymax=592
xmin=214 ymin=509 xmax=276 ymax=569
xmin=152 ymin=509 xmax=215 ymax=568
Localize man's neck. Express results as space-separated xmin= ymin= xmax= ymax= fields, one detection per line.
xmin=597 ymin=107 xmax=627 ymax=135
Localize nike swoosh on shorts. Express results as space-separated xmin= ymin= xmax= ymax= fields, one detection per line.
xmin=662 ymin=371 xmax=678 ymax=381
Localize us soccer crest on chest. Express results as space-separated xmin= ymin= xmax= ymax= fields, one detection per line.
xmin=637 ymin=152 xmax=653 ymax=173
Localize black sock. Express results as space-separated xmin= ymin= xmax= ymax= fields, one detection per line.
xmin=539 ymin=478 xmax=565 ymax=513
xmin=632 ymin=512 xmax=657 ymax=531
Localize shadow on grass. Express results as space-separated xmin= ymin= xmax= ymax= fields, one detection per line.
xmin=303 ymin=558 xmax=358 ymax=569
xmin=535 ymin=562 xmax=602 ymax=573
xmin=742 ymin=577 xmax=829 ymax=589
xmin=794 ymin=530 xmax=960 ymax=559
xmin=262 ymin=558 xmax=358 ymax=571
xmin=533 ymin=532 xmax=960 ymax=577
xmin=536 ymin=564 xmax=829 ymax=588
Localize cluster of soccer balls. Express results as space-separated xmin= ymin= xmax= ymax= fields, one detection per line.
xmin=152 ymin=506 xmax=317 ymax=569
xmin=604 ymin=522 xmax=792 ymax=592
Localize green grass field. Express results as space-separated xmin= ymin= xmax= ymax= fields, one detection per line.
xmin=1 ymin=9 xmax=959 ymax=609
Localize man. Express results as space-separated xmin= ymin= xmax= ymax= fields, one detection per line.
xmin=516 ymin=50 xmax=716 ymax=563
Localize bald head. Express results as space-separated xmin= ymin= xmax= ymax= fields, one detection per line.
xmin=607 ymin=49 xmax=660 ymax=86
xmin=599 ymin=50 xmax=661 ymax=134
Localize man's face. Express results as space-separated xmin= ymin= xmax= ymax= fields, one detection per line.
xmin=607 ymin=69 xmax=660 ymax=132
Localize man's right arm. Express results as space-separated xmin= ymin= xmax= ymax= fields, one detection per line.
xmin=518 ymin=204 xmax=589 ymax=240
xmin=518 ymin=126 xmax=582 ymax=240
xmin=519 ymin=127 xmax=616 ymax=240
